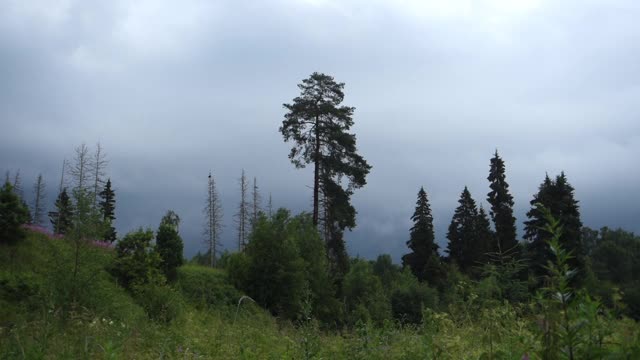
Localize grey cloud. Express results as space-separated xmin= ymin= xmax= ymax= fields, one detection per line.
xmin=1 ymin=0 xmax=639 ymax=261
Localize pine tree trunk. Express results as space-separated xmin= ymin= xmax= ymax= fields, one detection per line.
xmin=313 ymin=115 xmax=320 ymax=226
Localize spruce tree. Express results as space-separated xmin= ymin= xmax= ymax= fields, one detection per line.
xmin=524 ymin=172 xmax=584 ymax=282
xmin=401 ymin=187 xmax=440 ymax=283
xmin=0 ymin=182 xmax=30 ymax=244
xmin=446 ymin=187 xmax=480 ymax=273
xmin=49 ymin=188 xmax=74 ymax=235
xmin=487 ymin=150 xmax=518 ymax=254
xmin=475 ymin=205 xmax=496 ymax=266
xmin=99 ymin=178 xmax=117 ymax=242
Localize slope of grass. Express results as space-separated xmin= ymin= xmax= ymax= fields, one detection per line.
xmin=1 ymin=231 xmax=639 ymax=359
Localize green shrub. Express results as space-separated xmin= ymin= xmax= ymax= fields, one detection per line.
xmin=133 ymin=283 xmax=184 ymax=323
xmin=108 ymin=228 xmax=165 ymax=290
xmin=243 ymin=210 xmax=306 ymax=319
xmin=343 ymin=259 xmax=391 ymax=325
xmin=156 ymin=222 xmax=184 ymax=282
xmin=223 ymin=251 xmax=250 ymax=290
xmin=176 ymin=265 xmax=241 ymax=308
xmin=390 ymin=268 xmax=438 ymax=324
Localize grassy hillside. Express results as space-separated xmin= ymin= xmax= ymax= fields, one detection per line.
xmin=1 ymin=231 xmax=639 ymax=359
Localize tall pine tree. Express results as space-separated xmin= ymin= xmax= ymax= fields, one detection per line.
xmin=281 ymin=72 xmax=371 ymax=283
xmin=99 ymin=178 xmax=116 ymax=242
xmin=475 ymin=205 xmax=496 ymax=266
xmin=446 ymin=187 xmax=481 ymax=274
xmin=487 ymin=150 xmax=518 ymax=254
xmin=402 ymin=187 xmax=441 ymax=283
xmin=524 ymin=172 xmax=583 ymax=283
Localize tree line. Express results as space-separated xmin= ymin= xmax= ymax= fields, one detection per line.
xmin=2 ymin=72 xmax=639 ymax=329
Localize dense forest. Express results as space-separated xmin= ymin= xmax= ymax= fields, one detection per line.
xmin=1 ymin=73 xmax=639 ymax=359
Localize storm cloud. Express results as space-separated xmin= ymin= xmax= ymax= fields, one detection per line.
xmin=2 ymin=0 xmax=639 ymax=261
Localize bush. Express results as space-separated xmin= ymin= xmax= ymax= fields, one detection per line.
xmin=155 ymin=224 xmax=184 ymax=281
xmin=243 ymin=209 xmax=306 ymax=319
xmin=109 ymin=228 xmax=165 ymax=289
xmin=343 ymin=259 xmax=391 ymax=325
xmin=223 ymin=251 xmax=250 ymax=290
xmin=391 ymin=268 xmax=438 ymax=324
xmin=133 ymin=283 xmax=184 ymax=323
xmin=176 ymin=265 xmax=241 ymax=308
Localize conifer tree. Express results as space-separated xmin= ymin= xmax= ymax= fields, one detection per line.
xmin=31 ymin=173 xmax=47 ymax=226
xmin=446 ymin=187 xmax=480 ymax=273
xmin=475 ymin=205 xmax=496 ymax=266
xmin=401 ymin=187 xmax=440 ymax=283
xmin=204 ymin=172 xmax=223 ymax=267
xmin=49 ymin=188 xmax=74 ymax=235
xmin=0 ymin=182 xmax=30 ymax=244
xmin=487 ymin=150 xmax=518 ymax=254
xmin=281 ymin=73 xmax=371 ymax=285
xmin=524 ymin=172 xmax=584 ymax=282
xmin=99 ymin=178 xmax=116 ymax=242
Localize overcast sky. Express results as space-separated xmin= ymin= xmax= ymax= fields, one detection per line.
xmin=2 ymin=0 xmax=639 ymax=261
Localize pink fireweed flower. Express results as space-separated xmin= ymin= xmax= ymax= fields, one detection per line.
xmin=22 ymin=224 xmax=53 ymax=236
xmin=90 ymin=240 xmax=114 ymax=249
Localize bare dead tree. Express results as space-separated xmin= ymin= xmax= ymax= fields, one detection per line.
xmin=204 ymin=172 xmax=223 ymax=267
xmin=12 ymin=169 xmax=23 ymax=199
xmin=92 ymin=142 xmax=109 ymax=206
xmin=267 ymin=192 xmax=273 ymax=218
xmin=67 ymin=143 xmax=91 ymax=193
xmin=32 ymin=173 xmax=47 ymax=225
xmin=235 ymin=169 xmax=250 ymax=251
xmin=58 ymin=159 xmax=67 ymax=194
xmin=251 ymin=177 xmax=261 ymax=229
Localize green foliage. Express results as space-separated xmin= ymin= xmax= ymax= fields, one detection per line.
xmin=343 ymin=259 xmax=391 ymax=325
xmin=390 ymin=268 xmax=438 ymax=324
xmin=155 ymin=223 xmax=184 ymax=281
xmin=524 ymin=173 xmax=584 ymax=286
xmin=241 ymin=209 xmax=306 ymax=319
xmin=175 ymin=265 xmax=241 ymax=308
xmin=109 ymin=228 xmax=165 ymax=290
xmin=281 ymin=72 xmax=371 ymax=284
xmin=402 ymin=187 xmax=443 ymax=284
xmin=99 ymin=178 xmax=117 ymax=242
xmin=372 ymin=254 xmax=400 ymax=292
xmin=487 ymin=150 xmax=518 ymax=254
xmin=0 ymin=182 xmax=30 ymax=244
xmin=49 ymin=188 xmax=74 ymax=235
xmin=447 ymin=186 xmax=492 ymax=276
xmin=532 ymin=203 xmax=631 ymax=360
xmin=1 ymin=230 xmax=638 ymax=359
xmin=132 ymin=283 xmax=184 ymax=323
xmin=222 ymin=250 xmax=250 ymax=290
